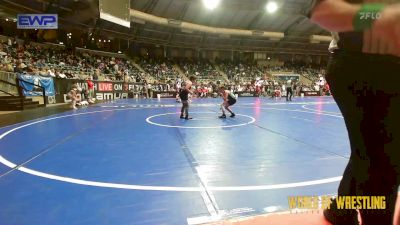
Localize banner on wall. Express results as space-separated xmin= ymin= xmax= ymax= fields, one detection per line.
xmin=17 ymin=74 xmax=55 ymax=96
xmin=54 ymin=78 xmax=146 ymax=103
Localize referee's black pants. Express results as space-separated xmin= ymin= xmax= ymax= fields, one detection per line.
xmin=327 ymin=51 xmax=400 ymax=225
xmin=286 ymin=87 xmax=293 ymax=101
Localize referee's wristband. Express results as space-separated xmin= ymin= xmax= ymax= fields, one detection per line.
xmin=353 ymin=3 xmax=385 ymax=31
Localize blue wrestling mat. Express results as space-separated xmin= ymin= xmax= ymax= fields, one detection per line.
xmin=0 ymin=97 xmax=349 ymax=225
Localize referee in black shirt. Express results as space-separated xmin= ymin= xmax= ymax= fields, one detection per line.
xmin=310 ymin=1 xmax=400 ymax=225
xmin=286 ymin=79 xmax=293 ymax=101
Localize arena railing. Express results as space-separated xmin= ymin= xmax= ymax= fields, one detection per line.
xmin=0 ymin=79 xmax=18 ymax=97
xmin=0 ymin=71 xmax=19 ymax=96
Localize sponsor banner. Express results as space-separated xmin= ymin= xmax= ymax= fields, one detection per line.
xmin=17 ymin=14 xmax=58 ymax=29
xmin=61 ymin=92 xmax=130 ymax=103
xmin=54 ymin=78 xmax=144 ymax=103
xmin=17 ymin=74 xmax=55 ymax=96
xmin=303 ymin=91 xmax=320 ymax=96
xmin=288 ymin=195 xmax=386 ymax=211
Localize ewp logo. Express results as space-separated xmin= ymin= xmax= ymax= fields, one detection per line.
xmin=17 ymin=14 xmax=58 ymax=29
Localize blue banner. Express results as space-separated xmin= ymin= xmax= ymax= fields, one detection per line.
xmin=18 ymin=74 xmax=55 ymax=96
xmin=17 ymin=14 xmax=58 ymax=29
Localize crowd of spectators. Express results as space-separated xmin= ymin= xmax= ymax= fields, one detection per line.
xmin=0 ymin=37 xmax=144 ymax=83
xmin=178 ymin=59 xmax=224 ymax=83
xmin=281 ymin=61 xmax=325 ymax=80
xmin=172 ymin=77 xmax=329 ymax=99
xmin=0 ymin=35 xmax=328 ymax=98
xmin=138 ymin=58 xmax=181 ymax=82
xmin=217 ymin=60 xmax=266 ymax=83
xmin=224 ymin=77 xmax=330 ymax=98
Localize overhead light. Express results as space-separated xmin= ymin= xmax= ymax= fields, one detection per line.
xmin=108 ymin=40 xmax=111 ymax=42
xmin=5 ymin=18 xmax=8 ymax=21
xmin=266 ymin=1 xmax=278 ymax=13
xmin=118 ymin=51 xmax=122 ymax=54
xmin=202 ymin=0 xmax=221 ymax=10
xmin=267 ymin=57 xmax=271 ymax=60
xmin=59 ymin=42 xmax=64 ymax=45
xmin=99 ymin=39 xmax=101 ymax=42
xmin=91 ymin=38 xmax=94 ymax=41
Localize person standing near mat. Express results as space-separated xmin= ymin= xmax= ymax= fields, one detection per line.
xmin=86 ymin=76 xmax=95 ymax=104
xmin=218 ymin=86 xmax=236 ymax=119
xmin=179 ymin=76 xmax=197 ymax=120
xmin=67 ymin=84 xmax=79 ymax=110
xmin=310 ymin=1 xmax=400 ymax=225
xmin=286 ymin=78 xmax=293 ymax=101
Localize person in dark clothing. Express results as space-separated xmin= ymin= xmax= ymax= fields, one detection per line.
xmin=286 ymin=79 xmax=293 ymax=101
xmin=93 ymin=69 xmax=99 ymax=81
xmin=179 ymin=76 xmax=197 ymax=120
xmin=179 ymin=83 xmax=191 ymax=120
xmin=14 ymin=66 xmax=23 ymax=74
xmin=218 ymin=86 xmax=236 ymax=118
xmin=310 ymin=1 xmax=400 ymax=225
